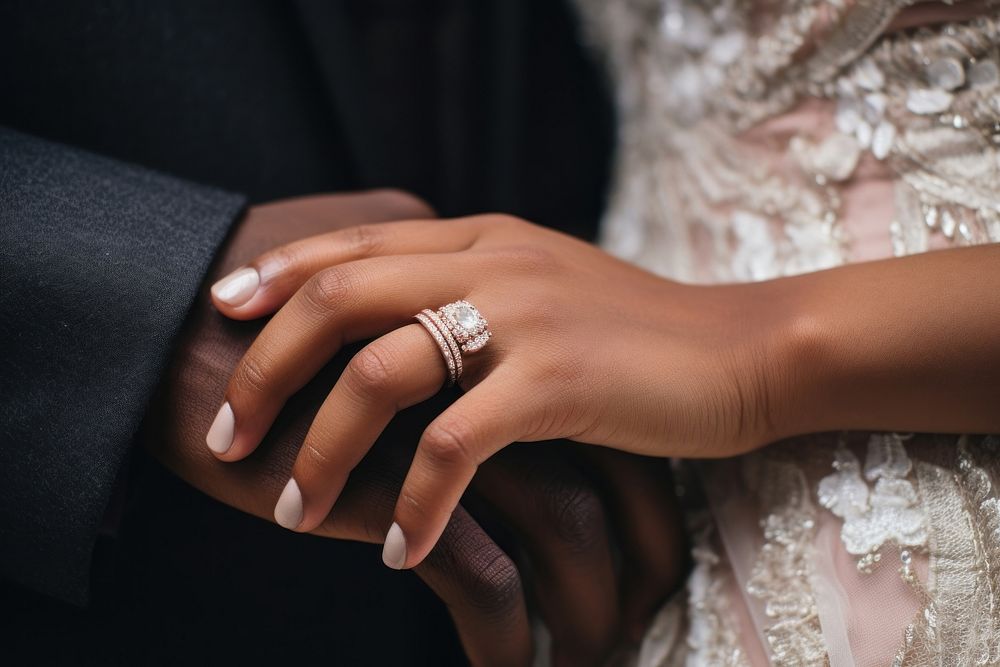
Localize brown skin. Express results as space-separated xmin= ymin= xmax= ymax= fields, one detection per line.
xmin=148 ymin=192 xmax=686 ymax=667
xmin=208 ymin=210 xmax=1000 ymax=571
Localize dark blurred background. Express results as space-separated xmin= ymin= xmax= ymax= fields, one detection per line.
xmin=0 ymin=0 xmax=613 ymax=234
xmin=0 ymin=1 xmax=613 ymax=664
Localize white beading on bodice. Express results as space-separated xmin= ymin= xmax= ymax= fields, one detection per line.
xmin=570 ymin=1 xmax=1000 ymax=664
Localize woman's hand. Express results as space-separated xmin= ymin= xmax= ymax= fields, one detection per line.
xmin=206 ymin=214 xmax=785 ymax=569
xmin=155 ymin=196 xmax=688 ymax=666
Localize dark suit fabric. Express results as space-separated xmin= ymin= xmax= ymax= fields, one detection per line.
xmin=0 ymin=127 xmax=245 ymax=604
xmin=0 ymin=1 xmax=613 ymax=664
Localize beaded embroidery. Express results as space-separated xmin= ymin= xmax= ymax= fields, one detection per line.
xmin=744 ymin=458 xmax=827 ymax=666
xmin=576 ymin=0 xmax=1000 ymax=284
xmin=572 ymin=0 xmax=1000 ymax=664
xmin=817 ymin=434 xmax=929 ymax=569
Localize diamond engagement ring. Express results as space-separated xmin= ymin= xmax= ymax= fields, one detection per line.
xmin=414 ymin=300 xmax=491 ymax=387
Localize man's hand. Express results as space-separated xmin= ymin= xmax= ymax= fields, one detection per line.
xmin=146 ymin=191 xmax=687 ymax=666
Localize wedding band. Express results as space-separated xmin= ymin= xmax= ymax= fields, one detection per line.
xmin=414 ymin=300 xmax=491 ymax=387
xmin=414 ymin=312 xmax=458 ymax=386
xmin=422 ymin=309 xmax=463 ymax=380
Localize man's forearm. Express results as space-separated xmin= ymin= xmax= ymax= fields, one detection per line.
xmin=770 ymin=244 xmax=1000 ymax=439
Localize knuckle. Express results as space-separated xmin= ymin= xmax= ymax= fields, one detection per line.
xmin=233 ymin=351 xmax=273 ymax=396
xmin=463 ymin=552 xmax=524 ymax=615
xmin=342 ymin=223 xmax=384 ymax=257
xmin=465 ymin=213 xmax=531 ymax=240
xmin=484 ymin=213 xmax=528 ymax=230
xmin=543 ymin=485 xmax=606 ymax=555
xmin=422 ymin=512 xmax=524 ymax=620
xmin=398 ymin=487 xmax=434 ymax=524
xmin=490 ymin=243 xmax=558 ymax=275
xmin=421 ymin=415 xmax=478 ymax=468
xmin=345 ymin=343 xmax=398 ymax=398
xmin=260 ymin=243 xmax=300 ymax=275
xmin=301 ymin=440 xmax=333 ymax=469
xmin=303 ymin=266 xmax=357 ymax=313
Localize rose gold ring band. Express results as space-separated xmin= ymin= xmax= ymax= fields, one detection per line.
xmin=413 ymin=300 xmax=491 ymax=388
xmin=414 ymin=312 xmax=458 ymax=386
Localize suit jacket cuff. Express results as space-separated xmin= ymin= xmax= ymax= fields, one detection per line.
xmin=0 ymin=127 xmax=246 ymax=604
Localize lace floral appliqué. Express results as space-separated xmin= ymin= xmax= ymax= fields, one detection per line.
xmin=818 ymin=434 xmax=929 ymax=571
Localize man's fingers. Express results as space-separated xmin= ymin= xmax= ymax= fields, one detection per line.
xmin=211 ymin=217 xmax=487 ymax=319
xmin=384 ymin=372 xmax=529 ymax=571
xmin=584 ymin=449 xmax=686 ymax=642
xmin=474 ymin=445 xmax=620 ymax=667
xmin=415 ymin=507 xmax=534 ymax=667
xmin=311 ymin=444 xmax=534 ymax=667
xmin=208 ymin=253 xmax=472 ymax=462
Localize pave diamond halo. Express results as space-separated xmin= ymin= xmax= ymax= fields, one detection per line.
xmin=413 ymin=300 xmax=492 ymax=388
xmin=437 ymin=300 xmax=491 ymax=353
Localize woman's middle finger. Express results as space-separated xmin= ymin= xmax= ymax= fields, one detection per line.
xmin=274 ymin=324 xmax=449 ymax=532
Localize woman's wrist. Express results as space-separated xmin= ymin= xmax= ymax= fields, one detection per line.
xmin=733 ymin=276 xmax=825 ymax=449
xmin=759 ymin=245 xmax=1000 ymax=442
xmin=757 ymin=263 xmax=895 ymax=444
xmin=759 ymin=275 xmax=839 ymax=444
xmin=725 ymin=264 xmax=880 ymax=448
xmin=641 ymin=277 xmax=814 ymax=455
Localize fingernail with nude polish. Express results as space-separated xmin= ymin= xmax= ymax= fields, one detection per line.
xmin=274 ymin=478 xmax=304 ymax=530
xmin=206 ymin=402 xmax=235 ymax=454
xmin=211 ymin=267 xmax=260 ymax=307
xmin=382 ymin=522 xmax=407 ymax=570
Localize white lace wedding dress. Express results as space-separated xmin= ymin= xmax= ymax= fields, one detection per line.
xmin=571 ymin=1 xmax=1000 ymax=664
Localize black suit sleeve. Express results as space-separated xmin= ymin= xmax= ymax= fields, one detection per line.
xmin=0 ymin=127 xmax=246 ymax=605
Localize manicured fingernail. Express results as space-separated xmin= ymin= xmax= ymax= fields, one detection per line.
xmin=274 ymin=478 xmax=303 ymax=530
xmin=211 ymin=267 xmax=260 ymax=307
xmin=382 ymin=522 xmax=407 ymax=569
xmin=206 ymin=402 xmax=235 ymax=454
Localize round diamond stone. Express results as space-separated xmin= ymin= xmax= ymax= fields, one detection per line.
xmin=454 ymin=304 xmax=478 ymax=330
